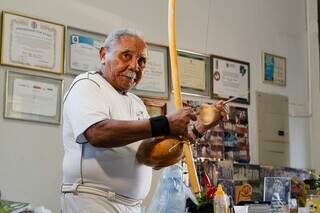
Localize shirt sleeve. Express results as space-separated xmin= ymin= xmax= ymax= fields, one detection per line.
xmin=64 ymin=79 xmax=110 ymax=144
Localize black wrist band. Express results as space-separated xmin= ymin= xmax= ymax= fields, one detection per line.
xmin=192 ymin=124 xmax=203 ymax=138
xmin=149 ymin=115 xmax=170 ymax=137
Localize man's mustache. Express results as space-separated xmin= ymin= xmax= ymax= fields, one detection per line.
xmin=122 ymin=70 xmax=137 ymax=80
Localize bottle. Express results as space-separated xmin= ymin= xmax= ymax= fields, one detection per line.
xmin=213 ymin=184 xmax=228 ymax=213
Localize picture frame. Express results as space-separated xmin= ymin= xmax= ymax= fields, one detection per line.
xmin=4 ymin=70 xmax=63 ymax=124
xmin=65 ymin=26 xmax=106 ymax=75
xmin=211 ymin=55 xmax=250 ymax=104
xmin=264 ymin=177 xmax=291 ymax=206
xmin=177 ymin=50 xmax=211 ymax=97
xmin=263 ymin=52 xmax=286 ymax=86
xmin=141 ymin=98 xmax=167 ymax=117
xmin=132 ymin=43 xmax=170 ymax=99
xmin=233 ymin=163 xmax=260 ymax=182
xmin=1 ymin=11 xmax=65 ymax=74
xmin=224 ymin=106 xmax=249 ymax=163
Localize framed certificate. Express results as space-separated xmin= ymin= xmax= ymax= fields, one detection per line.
xmin=211 ymin=55 xmax=250 ymax=104
xmin=142 ymin=98 xmax=167 ymax=117
xmin=177 ymin=50 xmax=210 ymax=97
xmin=65 ymin=26 xmax=105 ymax=75
xmin=4 ymin=70 xmax=63 ymax=124
xmin=263 ymin=52 xmax=286 ymax=86
xmin=1 ymin=11 xmax=65 ymax=74
xmin=132 ymin=43 xmax=170 ymax=99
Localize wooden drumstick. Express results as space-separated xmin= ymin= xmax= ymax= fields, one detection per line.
xmin=223 ymin=96 xmax=238 ymax=104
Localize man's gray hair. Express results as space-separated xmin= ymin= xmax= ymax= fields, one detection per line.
xmin=103 ymin=28 xmax=145 ymax=51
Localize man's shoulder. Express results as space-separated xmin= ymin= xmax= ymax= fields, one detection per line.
xmin=64 ymin=71 xmax=102 ymax=102
xmin=67 ymin=71 xmax=106 ymax=91
xmin=72 ymin=71 xmax=101 ymax=87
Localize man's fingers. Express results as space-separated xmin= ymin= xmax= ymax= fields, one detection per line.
xmin=223 ymin=104 xmax=230 ymax=113
xmin=215 ymin=101 xmax=225 ymax=111
xmin=183 ymin=107 xmax=196 ymax=121
xmin=188 ymin=111 xmax=197 ymax=121
xmin=217 ymin=100 xmax=224 ymax=105
xmin=183 ymin=112 xmax=196 ymax=122
xmin=183 ymin=107 xmax=192 ymax=112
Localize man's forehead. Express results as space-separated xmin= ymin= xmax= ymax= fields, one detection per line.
xmin=122 ymin=47 xmax=147 ymax=55
xmin=116 ymin=36 xmax=146 ymax=52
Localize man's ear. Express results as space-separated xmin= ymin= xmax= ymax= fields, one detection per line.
xmin=99 ymin=47 xmax=107 ymax=64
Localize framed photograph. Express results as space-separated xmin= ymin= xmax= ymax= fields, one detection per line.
xmin=264 ymin=177 xmax=291 ymax=204
xmin=132 ymin=43 xmax=170 ymax=99
xmin=1 ymin=11 xmax=65 ymax=74
xmin=177 ymin=50 xmax=210 ymax=97
xmin=211 ymin=55 xmax=250 ymax=104
xmin=224 ymin=106 xmax=249 ymax=163
xmin=263 ymin=52 xmax=286 ymax=86
xmin=142 ymin=98 xmax=167 ymax=117
xmin=4 ymin=70 xmax=63 ymax=124
xmin=65 ymin=26 xmax=105 ymax=75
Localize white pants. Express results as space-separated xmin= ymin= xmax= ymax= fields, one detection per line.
xmin=61 ymin=193 xmax=143 ymax=213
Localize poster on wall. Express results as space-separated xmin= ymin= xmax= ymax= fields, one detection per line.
xmin=132 ymin=43 xmax=170 ymax=99
xmin=263 ymin=52 xmax=286 ymax=86
xmin=65 ymin=27 xmax=105 ymax=75
xmin=183 ymin=99 xmax=250 ymax=163
xmin=233 ymin=164 xmax=260 ymax=182
xmin=1 ymin=11 xmax=65 ymax=74
xmin=4 ymin=70 xmax=63 ymax=124
xmin=211 ymin=55 xmax=250 ymax=104
xmin=178 ymin=50 xmax=211 ymax=97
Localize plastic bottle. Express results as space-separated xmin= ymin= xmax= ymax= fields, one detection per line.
xmin=213 ymin=184 xmax=228 ymax=213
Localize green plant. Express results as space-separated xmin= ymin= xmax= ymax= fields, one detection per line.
xmin=196 ymin=192 xmax=213 ymax=209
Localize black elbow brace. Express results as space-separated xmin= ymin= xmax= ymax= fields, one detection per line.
xmin=149 ymin=115 xmax=170 ymax=137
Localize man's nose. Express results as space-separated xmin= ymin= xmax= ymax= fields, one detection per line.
xmin=128 ymin=57 xmax=138 ymax=70
xmin=128 ymin=57 xmax=143 ymax=71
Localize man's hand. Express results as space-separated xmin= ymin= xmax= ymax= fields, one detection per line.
xmin=212 ymin=100 xmax=229 ymax=123
xmin=201 ymin=100 xmax=229 ymax=129
xmin=189 ymin=100 xmax=230 ymax=142
xmin=166 ymin=107 xmax=197 ymax=137
xmin=214 ymin=100 xmax=225 ymax=112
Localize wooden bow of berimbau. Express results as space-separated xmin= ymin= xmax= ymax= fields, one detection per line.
xmin=167 ymin=0 xmax=201 ymax=197
xmin=136 ymin=0 xmax=201 ymax=197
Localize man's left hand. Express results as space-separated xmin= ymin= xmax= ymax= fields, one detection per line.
xmin=201 ymin=100 xmax=229 ymax=129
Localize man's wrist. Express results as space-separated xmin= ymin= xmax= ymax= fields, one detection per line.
xmin=192 ymin=124 xmax=203 ymax=138
xmin=192 ymin=122 xmax=206 ymax=138
xmin=196 ymin=121 xmax=207 ymax=134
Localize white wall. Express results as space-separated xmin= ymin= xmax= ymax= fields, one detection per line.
xmin=307 ymin=0 xmax=320 ymax=172
xmin=0 ymin=0 xmax=314 ymax=211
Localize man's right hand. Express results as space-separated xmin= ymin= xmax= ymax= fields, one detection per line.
xmin=166 ymin=107 xmax=197 ymax=137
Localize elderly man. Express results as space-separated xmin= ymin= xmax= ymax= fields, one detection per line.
xmin=61 ymin=28 xmax=225 ymax=213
